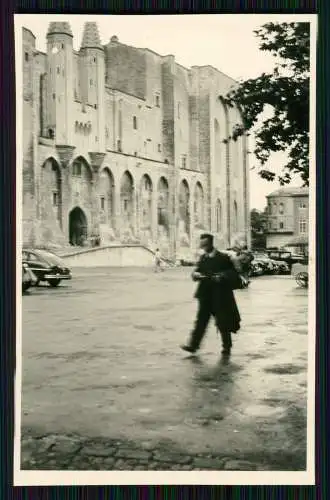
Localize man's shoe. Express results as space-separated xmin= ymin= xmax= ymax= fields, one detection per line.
xmin=180 ymin=344 xmax=197 ymax=354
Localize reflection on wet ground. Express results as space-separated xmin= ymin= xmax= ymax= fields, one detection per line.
xmin=21 ymin=269 xmax=309 ymax=465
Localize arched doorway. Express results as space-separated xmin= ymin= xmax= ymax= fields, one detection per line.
xmin=71 ymin=157 xmax=93 ymax=215
xmin=98 ymin=168 xmax=115 ymax=227
xmin=194 ymin=182 xmax=204 ymax=228
xmin=120 ymin=170 xmax=134 ymax=235
xmin=178 ymin=179 xmax=190 ymax=247
xmin=157 ymin=176 xmax=170 ymax=256
xmin=157 ymin=177 xmax=169 ymax=232
xmin=140 ymin=174 xmax=153 ymax=230
xmin=40 ymin=157 xmax=62 ymax=228
xmin=69 ymin=207 xmax=88 ymax=246
xmin=140 ymin=174 xmax=153 ymax=244
xmin=98 ymin=167 xmax=116 ymax=243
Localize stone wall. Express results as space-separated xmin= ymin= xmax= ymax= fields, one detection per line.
xmin=62 ymin=245 xmax=155 ymax=267
xmin=22 ymin=24 xmax=250 ymax=258
xmin=105 ymin=40 xmax=146 ymax=100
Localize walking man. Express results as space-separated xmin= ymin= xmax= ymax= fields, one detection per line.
xmin=154 ymin=248 xmax=163 ymax=272
xmin=181 ymin=233 xmax=241 ymax=356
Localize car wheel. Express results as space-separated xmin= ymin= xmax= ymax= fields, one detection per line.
xmin=22 ymin=282 xmax=31 ymax=293
xmin=296 ymin=272 xmax=308 ymax=288
xmin=48 ymin=279 xmax=61 ymax=287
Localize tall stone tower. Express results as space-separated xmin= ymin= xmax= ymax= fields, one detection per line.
xmin=46 ymin=22 xmax=74 ymax=145
xmin=79 ymin=22 xmax=105 ymax=152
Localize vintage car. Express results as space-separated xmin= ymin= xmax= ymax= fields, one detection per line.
xmin=275 ymin=260 xmax=291 ymax=275
xmin=292 ymin=262 xmax=309 ymax=288
xmin=22 ymin=262 xmax=37 ymax=293
xmin=22 ymin=248 xmax=72 ymax=287
xmin=252 ymin=252 xmax=276 ymax=274
xmin=250 ymin=259 xmax=265 ymax=277
xmin=267 ymin=249 xmax=306 ymax=273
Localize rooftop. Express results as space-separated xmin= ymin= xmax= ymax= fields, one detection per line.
xmin=47 ymin=22 xmax=73 ymax=38
xmin=267 ymin=186 xmax=309 ymax=198
xmin=81 ymin=22 xmax=102 ymax=50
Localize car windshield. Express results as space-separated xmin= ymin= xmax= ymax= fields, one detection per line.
xmin=33 ymin=250 xmax=66 ymax=266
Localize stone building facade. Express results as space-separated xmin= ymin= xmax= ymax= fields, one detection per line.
xmin=22 ymin=21 xmax=250 ymax=260
xmin=266 ymin=187 xmax=309 ymax=251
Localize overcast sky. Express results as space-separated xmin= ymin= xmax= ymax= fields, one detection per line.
xmin=16 ymin=14 xmax=315 ymax=210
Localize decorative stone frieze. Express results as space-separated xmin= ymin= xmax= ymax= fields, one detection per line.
xmin=88 ymin=152 xmax=106 ymax=173
xmin=56 ymin=145 xmax=76 ymax=168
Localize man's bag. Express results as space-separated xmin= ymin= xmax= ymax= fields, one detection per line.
xmin=222 ymin=268 xmax=245 ymax=290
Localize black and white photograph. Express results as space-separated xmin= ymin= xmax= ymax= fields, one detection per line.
xmin=14 ymin=14 xmax=316 ymax=485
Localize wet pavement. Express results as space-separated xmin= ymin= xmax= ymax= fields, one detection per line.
xmin=20 ymin=268 xmax=308 ymax=470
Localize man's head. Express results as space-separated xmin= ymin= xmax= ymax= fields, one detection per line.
xmin=200 ymin=233 xmax=214 ymax=253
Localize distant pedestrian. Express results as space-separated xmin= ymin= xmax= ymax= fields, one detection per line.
xmin=181 ymin=233 xmax=241 ymax=356
xmin=154 ymin=248 xmax=164 ymax=272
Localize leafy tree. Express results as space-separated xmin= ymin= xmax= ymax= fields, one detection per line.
xmin=250 ymin=208 xmax=268 ymax=249
xmin=222 ymin=22 xmax=310 ymax=186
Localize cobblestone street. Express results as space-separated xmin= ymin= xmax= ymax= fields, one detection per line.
xmin=20 ymin=268 xmax=309 ymax=471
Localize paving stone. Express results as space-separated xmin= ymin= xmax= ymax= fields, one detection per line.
xmin=88 ymin=459 xmax=105 ymax=470
xmin=21 ymin=437 xmax=41 ymax=452
xmin=223 ymin=459 xmax=258 ymax=471
xmin=152 ymin=452 xmax=191 ymax=464
xmin=181 ymin=464 xmax=193 ymax=470
xmin=151 ymin=462 xmax=172 ymax=470
xmin=51 ymin=437 xmax=82 ymax=455
xmin=81 ymin=444 xmax=116 ymax=457
xmin=256 ymin=464 xmax=272 ymax=471
xmin=140 ymin=441 xmax=156 ymax=451
xmin=114 ymin=459 xmax=131 ymax=470
xmin=104 ymin=457 xmax=116 ymax=468
xmin=146 ymin=462 xmax=160 ymax=470
xmin=192 ymin=457 xmax=225 ymax=470
xmin=37 ymin=436 xmax=58 ymax=453
xmin=115 ymin=449 xmax=151 ymax=460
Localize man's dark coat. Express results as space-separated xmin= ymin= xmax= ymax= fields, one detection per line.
xmin=193 ymin=249 xmax=241 ymax=333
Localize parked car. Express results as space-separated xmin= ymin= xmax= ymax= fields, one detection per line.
xmin=22 ymin=262 xmax=37 ymax=293
xmin=267 ymin=250 xmax=299 ymax=272
xmin=275 ymin=260 xmax=291 ymax=275
xmin=252 ymin=252 xmax=276 ymax=274
xmin=296 ymin=271 xmax=308 ymax=288
xmin=292 ymin=262 xmax=309 ymax=288
xmin=22 ymin=248 xmax=72 ymax=287
xmin=250 ymin=260 xmax=265 ymax=277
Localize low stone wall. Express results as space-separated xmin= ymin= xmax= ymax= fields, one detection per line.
xmin=61 ymin=244 xmax=155 ymax=268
